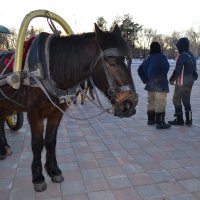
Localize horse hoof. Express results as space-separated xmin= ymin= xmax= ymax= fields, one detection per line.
xmin=0 ymin=148 xmax=6 ymax=160
xmin=0 ymin=154 xmax=6 ymax=160
xmin=34 ymin=182 xmax=47 ymax=192
xmin=5 ymin=146 xmax=12 ymax=156
xmin=51 ymin=174 xmax=64 ymax=183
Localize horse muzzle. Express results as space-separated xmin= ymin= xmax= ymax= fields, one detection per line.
xmin=113 ymin=92 xmax=138 ymax=118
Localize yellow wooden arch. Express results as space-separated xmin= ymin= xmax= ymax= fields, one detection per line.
xmin=14 ymin=9 xmax=73 ymax=72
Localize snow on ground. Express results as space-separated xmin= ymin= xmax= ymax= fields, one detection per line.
xmin=132 ymin=59 xmax=200 ymax=69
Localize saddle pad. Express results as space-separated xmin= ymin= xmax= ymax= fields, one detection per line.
xmin=27 ymin=32 xmax=50 ymax=78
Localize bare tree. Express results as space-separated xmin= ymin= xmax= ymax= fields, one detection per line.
xmin=119 ymin=14 xmax=142 ymax=48
xmin=0 ymin=33 xmax=8 ymax=50
xmin=26 ymin=26 xmax=44 ymax=39
xmin=186 ymin=28 xmax=200 ymax=57
xmin=137 ymin=28 xmax=157 ymax=58
xmin=8 ymin=27 xmax=17 ymax=49
xmin=96 ymin=17 xmax=107 ymax=31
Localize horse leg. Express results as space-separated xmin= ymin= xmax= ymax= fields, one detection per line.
xmin=81 ymin=93 xmax=84 ymax=104
xmin=80 ymin=81 xmax=85 ymax=105
xmin=89 ymin=87 xmax=95 ymax=100
xmin=27 ymin=112 xmax=47 ymax=192
xmin=0 ymin=110 xmax=11 ymax=160
xmin=0 ymin=123 xmax=7 ymax=160
xmin=44 ymin=112 xmax=64 ymax=183
xmin=87 ymin=79 xmax=95 ymax=100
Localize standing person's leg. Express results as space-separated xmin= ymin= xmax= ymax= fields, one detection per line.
xmin=182 ymin=85 xmax=193 ymax=126
xmin=147 ymin=92 xmax=156 ymax=125
xmin=168 ymin=85 xmax=184 ymax=125
xmin=155 ymin=92 xmax=171 ymax=129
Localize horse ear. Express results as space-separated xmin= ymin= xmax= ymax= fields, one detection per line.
xmin=94 ymin=23 xmax=104 ymax=36
xmin=113 ymin=24 xmax=121 ymax=35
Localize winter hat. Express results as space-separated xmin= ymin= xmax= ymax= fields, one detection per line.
xmin=176 ymin=37 xmax=189 ymax=53
xmin=150 ymin=41 xmax=161 ymax=54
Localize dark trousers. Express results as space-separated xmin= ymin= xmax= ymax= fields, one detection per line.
xmin=173 ymin=84 xmax=193 ymax=113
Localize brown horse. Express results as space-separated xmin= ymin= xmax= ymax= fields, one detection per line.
xmin=0 ymin=24 xmax=138 ymax=191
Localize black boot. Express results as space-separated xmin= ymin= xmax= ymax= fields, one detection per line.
xmin=168 ymin=113 xmax=184 ymax=125
xmin=156 ymin=112 xmax=171 ymax=129
xmin=185 ymin=111 xmax=192 ymax=126
xmin=147 ymin=111 xmax=156 ymax=125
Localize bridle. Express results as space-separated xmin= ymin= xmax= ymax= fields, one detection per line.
xmin=92 ymin=47 xmax=138 ymax=110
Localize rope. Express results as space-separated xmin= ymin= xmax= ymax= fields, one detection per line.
xmin=66 ymin=85 xmax=113 ymax=120
xmin=28 ymin=73 xmax=113 ymax=120
xmin=0 ymin=53 xmax=15 ymax=76
xmin=28 ymin=73 xmax=66 ymax=114
xmin=0 ymin=88 xmax=25 ymax=107
xmin=45 ymin=11 xmax=61 ymax=35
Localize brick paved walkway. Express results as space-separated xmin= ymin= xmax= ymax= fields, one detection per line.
xmin=1 ymin=62 xmax=200 ymax=200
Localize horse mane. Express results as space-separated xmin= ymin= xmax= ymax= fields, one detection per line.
xmin=49 ymin=32 xmax=99 ymax=88
xmin=96 ymin=30 xmax=132 ymax=57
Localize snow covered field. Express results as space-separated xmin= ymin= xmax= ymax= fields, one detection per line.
xmin=132 ymin=59 xmax=200 ymax=70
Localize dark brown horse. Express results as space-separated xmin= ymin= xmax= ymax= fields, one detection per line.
xmin=0 ymin=24 xmax=138 ymax=191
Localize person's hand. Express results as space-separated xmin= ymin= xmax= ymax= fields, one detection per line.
xmin=169 ymin=76 xmax=174 ymax=85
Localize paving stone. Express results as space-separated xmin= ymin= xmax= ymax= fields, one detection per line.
xmin=168 ymin=193 xmax=197 ymax=200
xmin=128 ymin=173 xmax=154 ymax=186
xmin=149 ymin=170 xmax=175 ymax=183
xmin=88 ymin=190 xmax=116 ymax=200
xmin=1 ymin=64 xmax=200 ymax=199
xmin=81 ymin=168 xmax=104 ymax=180
xmin=179 ymin=179 xmax=200 ymax=192
xmin=107 ymin=175 xmax=132 ymax=189
xmin=135 ymin=184 xmax=166 ymax=199
xmin=113 ymin=187 xmax=143 ymax=200
xmin=61 ymin=180 xmax=86 ymax=196
xmin=84 ymin=177 xmax=109 ymax=192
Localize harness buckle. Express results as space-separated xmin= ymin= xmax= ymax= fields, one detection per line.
xmin=59 ymin=95 xmax=71 ymax=104
xmin=108 ymin=87 xmax=115 ymax=96
xmin=6 ymin=72 xmax=20 ymax=89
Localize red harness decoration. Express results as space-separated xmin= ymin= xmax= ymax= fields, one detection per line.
xmin=4 ymin=36 xmax=36 ymax=70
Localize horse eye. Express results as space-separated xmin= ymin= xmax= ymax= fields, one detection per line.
xmin=106 ymin=57 xmax=117 ymax=67
xmin=109 ymin=62 xmax=117 ymax=68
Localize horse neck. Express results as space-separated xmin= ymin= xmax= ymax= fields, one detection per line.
xmin=49 ymin=34 xmax=100 ymax=89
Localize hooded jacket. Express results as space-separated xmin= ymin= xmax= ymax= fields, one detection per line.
xmin=169 ymin=37 xmax=197 ymax=85
xmin=138 ymin=42 xmax=170 ymax=92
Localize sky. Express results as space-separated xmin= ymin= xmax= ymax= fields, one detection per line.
xmin=0 ymin=0 xmax=200 ymax=35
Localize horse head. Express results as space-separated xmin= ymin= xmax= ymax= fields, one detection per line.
xmin=92 ymin=24 xmax=138 ymax=118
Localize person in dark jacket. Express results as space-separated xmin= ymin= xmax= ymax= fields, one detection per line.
xmin=169 ymin=37 xmax=198 ymax=126
xmin=138 ymin=41 xmax=171 ymax=129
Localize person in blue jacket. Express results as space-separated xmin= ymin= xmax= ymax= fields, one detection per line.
xmin=138 ymin=41 xmax=171 ymax=129
xmin=168 ymin=37 xmax=198 ymax=126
